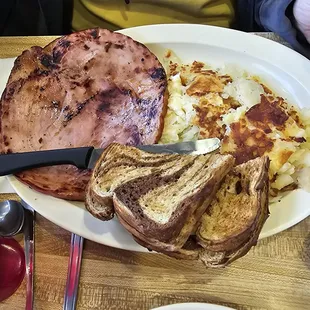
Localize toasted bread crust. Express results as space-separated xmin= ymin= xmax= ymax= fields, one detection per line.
xmin=117 ymin=214 xmax=184 ymax=252
xmin=85 ymin=143 xmax=118 ymax=220
xmin=132 ymin=235 xmax=200 ymax=260
xmin=85 ymin=181 xmax=114 ymax=221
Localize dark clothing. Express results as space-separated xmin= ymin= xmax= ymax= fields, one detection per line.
xmin=0 ymin=0 xmax=73 ymax=36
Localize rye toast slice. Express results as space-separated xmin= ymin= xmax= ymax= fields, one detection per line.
xmin=113 ymin=151 xmax=234 ymax=251
xmin=130 ymin=156 xmax=269 ymax=267
xmin=195 ymin=156 xmax=270 ymax=266
xmin=86 ymin=143 xmax=235 ymax=250
xmin=86 ymin=143 xmax=183 ymax=220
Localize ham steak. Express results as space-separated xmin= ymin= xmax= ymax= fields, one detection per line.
xmin=0 ymin=28 xmax=167 ymax=200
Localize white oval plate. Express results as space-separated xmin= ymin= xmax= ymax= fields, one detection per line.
xmin=152 ymin=302 xmax=235 ymax=310
xmin=2 ymin=24 xmax=310 ymax=251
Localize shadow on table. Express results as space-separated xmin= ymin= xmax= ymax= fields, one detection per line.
xmin=35 ymin=209 xmax=259 ymax=310
xmin=81 ymin=218 xmax=238 ymax=309
xmin=81 ymin=207 xmax=231 ymax=278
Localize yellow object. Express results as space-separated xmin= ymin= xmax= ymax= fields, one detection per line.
xmin=73 ymin=0 xmax=235 ymax=31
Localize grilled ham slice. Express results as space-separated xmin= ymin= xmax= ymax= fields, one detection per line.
xmin=0 ymin=28 xmax=167 ymax=200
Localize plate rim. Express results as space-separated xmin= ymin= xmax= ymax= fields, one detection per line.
xmin=3 ymin=23 xmax=310 ymax=251
xmin=151 ymin=302 xmax=235 ymax=310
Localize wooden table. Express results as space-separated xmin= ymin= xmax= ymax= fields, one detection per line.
xmin=0 ymin=35 xmax=310 ymax=310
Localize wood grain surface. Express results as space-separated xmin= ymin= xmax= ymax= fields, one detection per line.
xmin=0 ymin=35 xmax=310 ymax=310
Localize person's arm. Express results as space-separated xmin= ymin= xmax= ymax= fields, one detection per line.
xmin=235 ymin=0 xmax=310 ymax=58
xmin=255 ymin=0 xmax=310 ymax=58
xmin=294 ymin=0 xmax=310 ymax=43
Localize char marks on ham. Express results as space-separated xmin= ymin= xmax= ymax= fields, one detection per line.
xmin=0 ymin=28 xmax=167 ymax=200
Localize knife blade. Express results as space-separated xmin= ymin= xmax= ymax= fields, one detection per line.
xmin=87 ymin=138 xmax=220 ymax=170
xmin=0 ymin=138 xmax=220 ymax=176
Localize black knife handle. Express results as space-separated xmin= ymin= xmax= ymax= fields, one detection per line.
xmin=0 ymin=147 xmax=94 ymax=176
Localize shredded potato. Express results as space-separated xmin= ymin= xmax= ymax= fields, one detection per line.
xmin=160 ymin=50 xmax=310 ymax=197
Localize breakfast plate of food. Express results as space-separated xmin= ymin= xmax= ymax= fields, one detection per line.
xmin=1 ymin=24 xmax=310 ymax=266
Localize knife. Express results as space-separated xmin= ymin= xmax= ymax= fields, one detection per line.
xmin=0 ymin=138 xmax=220 ymax=176
xmin=21 ymin=200 xmax=35 ymax=310
xmin=63 ymin=233 xmax=84 ymax=310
